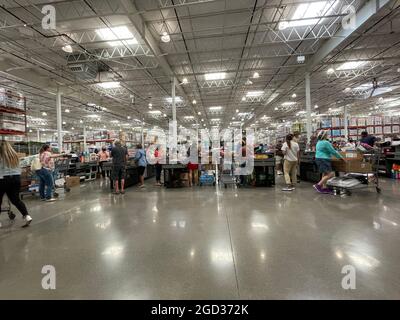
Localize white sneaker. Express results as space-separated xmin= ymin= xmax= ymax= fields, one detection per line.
xmin=23 ymin=215 xmax=32 ymax=227
xmin=46 ymin=198 xmax=57 ymax=202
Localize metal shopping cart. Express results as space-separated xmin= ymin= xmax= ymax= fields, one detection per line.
xmin=327 ymin=147 xmax=382 ymax=196
xmin=53 ymin=157 xmax=71 ymax=196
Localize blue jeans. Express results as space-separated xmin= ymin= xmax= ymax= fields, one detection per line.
xmin=36 ymin=168 xmax=54 ymax=199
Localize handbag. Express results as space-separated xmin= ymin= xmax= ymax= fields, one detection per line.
xmin=31 ymin=156 xmax=42 ymax=171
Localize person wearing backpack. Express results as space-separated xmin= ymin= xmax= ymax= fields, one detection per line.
xmin=135 ymin=143 xmax=147 ymax=188
xmin=0 ymin=140 xmax=32 ymax=227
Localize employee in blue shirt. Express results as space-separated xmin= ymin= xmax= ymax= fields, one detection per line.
xmin=314 ymin=130 xmax=345 ymax=194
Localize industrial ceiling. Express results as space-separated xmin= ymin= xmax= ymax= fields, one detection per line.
xmin=0 ymin=0 xmax=399 ymax=137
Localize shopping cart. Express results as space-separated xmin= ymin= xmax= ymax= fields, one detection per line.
xmin=219 ymin=162 xmax=239 ymax=189
xmin=327 ymin=147 xmax=382 ymax=196
xmin=20 ymin=166 xmax=39 ymax=199
xmin=53 ymin=157 xmax=71 ymax=196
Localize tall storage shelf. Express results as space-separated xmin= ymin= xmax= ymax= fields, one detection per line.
xmin=0 ymin=89 xmax=27 ymax=137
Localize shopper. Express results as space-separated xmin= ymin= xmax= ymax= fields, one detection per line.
xmin=275 ymin=140 xmax=284 ymax=175
xmin=360 ymin=131 xmax=376 ymax=148
xmin=36 ymin=144 xmax=57 ymax=201
xmin=281 ymin=134 xmax=300 ymax=192
xmin=111 ymin=140 xmax=128 ymax=194
xmin=187 ymin=146 xmax=199 ymax=187
xmin=154 ymin=146 xmax=162 ymax=186
xmin=98 ymin=146 xmax=110 ymax=178
xmin=0 ymin=140 xmax=32 ymax=227
xmin=135 ymin=143 xmax=147 ymax=188
xmin=314 ymin=131 xmax=345 ymax=194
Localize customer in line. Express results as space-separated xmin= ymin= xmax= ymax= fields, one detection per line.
xmin=154 ymin=146 xmax=162 ymax=186
xmin=111 ymin=140 xmax=128 ymax=194
xmin=187 ymin=145 xmax=199 ymax=187
xmin=37 ymin=144 xmax=57 ymax=201
xmin=98 ymin=146 xmax=110 ymax=178
xmin=0 ymin=140 xmax=32 ymax=227
xmin=314 ymin=130 xmax=344 ymax=194
xmin=281 ymin=134 xmax=300 ymax=192
xmin=135 ymin=143 xmax=147 ymax=188
xmin=360 ymin=131 xmax=376 ymax=148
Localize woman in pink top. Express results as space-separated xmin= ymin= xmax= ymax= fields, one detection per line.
xmin=36 ymin=145 xmax=56 ymax=201
xmin=98 ymin=146 xmax=110 ymax=178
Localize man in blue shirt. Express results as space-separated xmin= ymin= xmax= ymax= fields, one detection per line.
xmin=360 ymin=131 xmax=376 ymax=148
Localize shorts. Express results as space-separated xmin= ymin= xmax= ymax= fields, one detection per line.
xmin=138 ymin=166 xmax=146 ymax=176
xmin=112 ymin=165 xmax=126 ymax=181
xmin=315 ymin=158 xmax=332 ymax=173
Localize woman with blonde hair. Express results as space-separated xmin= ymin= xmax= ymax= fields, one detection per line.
xmin=0 ymin=140 xmax=32 ymax=227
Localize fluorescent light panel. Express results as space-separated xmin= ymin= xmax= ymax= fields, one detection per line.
xmin=246 ymin=90 xmax=264 ymax=97
xmin=209 ymin=106 xmax=223 ymax=111
xmin=336 ymin=61 xmax=366 ymax=71
xmin=96 ymin=26 xmax=138 ymax=47
xmin=166 ymin=97 xmax=183 ymax=103
xmin=205 ymin=72 xmax=226 ymax=81
xmin=97 ymin=82 xmax=121 ymax=89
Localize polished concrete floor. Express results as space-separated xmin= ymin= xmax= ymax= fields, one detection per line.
xmin=0 ymin=176 xmax=399 ymax=299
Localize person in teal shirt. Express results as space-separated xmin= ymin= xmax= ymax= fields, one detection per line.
xmin=314 ymin=130 xmax=344 ymax=194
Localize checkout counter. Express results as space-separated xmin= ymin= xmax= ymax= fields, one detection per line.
xmin=102 ymin=159 xmax=155 ymax=189
xmin=299 ymin=151 xmax=321 ymax=183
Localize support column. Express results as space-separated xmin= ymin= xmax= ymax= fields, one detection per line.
xmin=36 ymin=129 xmax=40 ymax=142
xmin=83 ymin=125 xmax=87 ymax=154
xmin=141 ymin=119 xmax=144 ymax=145
xmin=56 ymin=88 xmax=63 ymax=152
xmin=344 ymin=105 xmax=349 ymax=141
xmin=172 ymin=77 xmax=176 ymax=122
xmin=305 ymin=72 xmax=312 ymax=144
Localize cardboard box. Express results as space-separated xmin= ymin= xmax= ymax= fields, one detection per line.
xmin=332 ymin=151 xmax=372 ymax=173
xmin=66 ymin=176 xmax=80 ymax=188
xmin=180 ymin=173 xmax=189 ymax=180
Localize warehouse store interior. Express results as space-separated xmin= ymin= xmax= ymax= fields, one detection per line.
xmin=0 ymin=0 xmax=400 ymax=300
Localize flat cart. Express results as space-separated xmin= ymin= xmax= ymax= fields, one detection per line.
xmin=163 ymin=163 xmax=188 ymax=188
xmin=253 ymin=157 xmax=276 ymax=187
xmin=220 ymin=162 xmax=239 ymax=188
xmin=328 ymin=148 xmax=382 ymax=196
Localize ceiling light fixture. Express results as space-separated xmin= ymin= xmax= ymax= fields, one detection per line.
xmin=65 ymin=108 xmax=70 ymax=113
xmin=98 ymin=81 xmax=121 ymax=89
xmin=209 ymin=106 xmax=222 ymax=111
xmin=96 ymin=26 xmax=138 ymax=47
xmin=182 ymin=78 xmax=188 ymax=84
xmin=246 ymin=90 xmax=264 ymax=97
xmin=253 ymin=72 xmax=260 ymax=79
xmin=327 ymin=68 xmax=335 ymax=74
xmin=161 ymin=31 xmax=171 ymax=43
xmin=192 ymin=99 xmax=197 ymax=105
xmin=205 ymin=72 xmax=226 ymax=81
xmin=62 ymin=44 xmax=73 ymax=53
xmin=42 ymin=112 xmax=47 ymax=116
xmin=336 ymin=61 xmax=366 ymax=71
xmin=291 ymin=93 xmax=297 ymax=98
xmin=279 ymin=1 xmax=335 ymax=29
